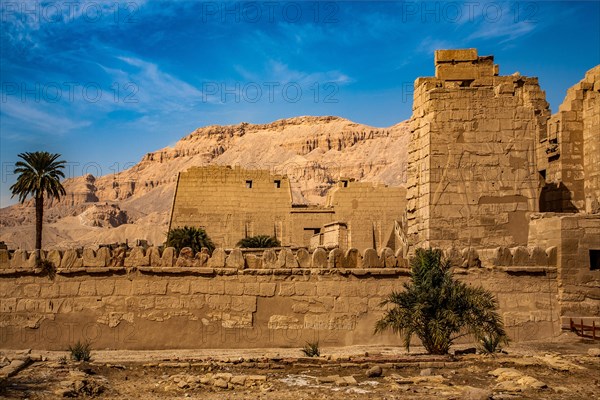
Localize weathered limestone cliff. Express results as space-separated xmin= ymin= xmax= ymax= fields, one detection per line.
xmin=0 ymin=116 xmax=410 ymax=249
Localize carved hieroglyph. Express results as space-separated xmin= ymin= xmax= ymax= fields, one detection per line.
xmin=406 ymin=49 xmax=551 ymax=249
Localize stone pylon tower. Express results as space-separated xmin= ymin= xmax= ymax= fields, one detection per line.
xmin=406 ymin=49 xmax=551 ymax=250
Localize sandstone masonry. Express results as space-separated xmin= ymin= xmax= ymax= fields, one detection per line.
xmin=0 ymin=245 xmax=559 ymax=349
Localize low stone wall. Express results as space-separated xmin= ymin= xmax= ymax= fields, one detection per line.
xmin=0 ymin=246 xmax=559 ymax=350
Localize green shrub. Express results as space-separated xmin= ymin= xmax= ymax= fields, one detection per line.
xmin=37 ymin=258 xmax=56 ymax=280
xmin=479 ymin=332 xmax=508 ymax=354
xmin=236 ymin=235 xmax=281 ymax=248
xmin=166 ymin=226 xmax=215 ymax=254
xmin=375 ymin=248 xmax=508 ymax=355
xmin=68 ymin=340 xmax=92 ymax=362
xmin=301 ymin=341 xmax=320 ymax=357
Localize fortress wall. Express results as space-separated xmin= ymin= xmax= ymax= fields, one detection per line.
xmin=0 ymin=246 xmax=559 ymax=350
xmin=407 ymin=49 xmax=550 ymax=250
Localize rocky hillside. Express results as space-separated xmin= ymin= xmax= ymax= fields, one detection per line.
xmin=0 ymin=116 xmax=410 ymax=249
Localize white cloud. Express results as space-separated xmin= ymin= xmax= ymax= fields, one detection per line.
xmin=468 ymin=20 xmax=536 ymax=42
xmin=235 ymin=59 xmax=352 ymax=87
xmin=0 ymin=99 xmax=92 ymax=137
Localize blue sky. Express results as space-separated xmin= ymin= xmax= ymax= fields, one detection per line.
xmin=1 ymin=0 xmax=599 ymax=207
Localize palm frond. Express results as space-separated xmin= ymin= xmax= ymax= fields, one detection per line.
xmin=374 ymin=248 xmax=508 ymax=354
xmin=236 ymin=235 xmax=280 ymax=248
xmin=166 ymin=226 xmax=215 ymax=254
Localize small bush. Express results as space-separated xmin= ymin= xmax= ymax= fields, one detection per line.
xmin=58 ymin=355 xmax=67 ymax=365
xmin=37 ymin=258 xmax=56 ymax=280
xmin=479 ymin=333 xmax=508 ymax=354
xmin=236 ymin=235 xmax=281 ymax=248
xmin=166 ymin=226 xmax=215 ymax=254
xmin=301 ymin=341 xmax=320 ymax=357
xmin=68 ymin=340 xmax=92 ymax=362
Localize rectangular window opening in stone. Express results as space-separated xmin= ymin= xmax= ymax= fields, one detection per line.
xmin=274 ymin=180 xmax=281 ymax=188
xmin=245 ymin=180 xmax=252 ymax=188
xmin=590 ymin=250 xmax=600 ymax=271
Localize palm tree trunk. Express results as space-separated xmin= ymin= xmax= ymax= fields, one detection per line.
xmin=35 ymin=194 xmax=43 ymax=253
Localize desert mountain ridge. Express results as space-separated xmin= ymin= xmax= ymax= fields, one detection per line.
xmin=0 ymin=115 xmax=410 ymax=250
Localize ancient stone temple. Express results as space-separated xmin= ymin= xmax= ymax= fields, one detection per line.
xmin=406 ymin=48 xmax=551 ymax=250
xmin=0 ymin=49 xmax=598 ymax=350
xmin=169 ymin=165 xmax=406 ymax=252
xmin=406 ymin=49 xmax=600 ymax=327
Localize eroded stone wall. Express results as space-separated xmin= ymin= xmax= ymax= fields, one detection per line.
xmin=583 ymin=67 xmax=600 ymax=213
xmin=538 ymin=66 xmax=600 ymax=213
xmin=407 ymin=49 xmax=550 ymax=250
xmin=0 ymin=245 xmax=559 ymax=350
xmin=528 ymin=214 xmax=600 ymax=326
xmin=325 ymin=182 xmax=407 ymax=250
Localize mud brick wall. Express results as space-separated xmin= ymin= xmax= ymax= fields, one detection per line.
xmin=0 ymin=245 xmax=559 ymax=350
xmin=407 ymin=49 xmax=550 ymax=250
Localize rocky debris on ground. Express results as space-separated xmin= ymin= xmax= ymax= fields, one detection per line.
xmin=1 ymin=344 xmax=600 ymax=399
xmin=366 ymin=365 xmax=383 ymax=377
xmin=54 ymin=369 xmax=107 ymax=397
xmin=535 ymin=354 xmax=586 ymax=371
xmin=0 ymin=354 xmax=32 ymax=379
xmin=587 ymin=348 xmax=600 ymax=357
xmin=163 ymin=372 xmax=268 ymax=391
xmin=316 ymin=375 xmax=358 ymax=386
xmin=386 ymin=373 xmax=448 ymax=385
xmin=462 ymin=386 xmax=493 ymax=400
xmin=489 ymin=367 xmax=548 ymax=392
xmin=384 ymin=372 xmax=495 ymax=398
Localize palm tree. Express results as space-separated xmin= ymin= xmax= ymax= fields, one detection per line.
xmin=10 ymin=151 xmax=66 ymax=253
xmin=236 ymin=235 xmax=281 ymax=248
xmin=375 ymin=248 xmax=508 ymax=355
xmin=166 ymin=226 xmax=215 ymax=254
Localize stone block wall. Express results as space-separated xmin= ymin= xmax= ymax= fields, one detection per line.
xmin=538 ymin=66 xmax=600 ymax=213
xmin=407 ymin=49 xmax=551 ymax=250
xmin=528 ymin=214 xmax=600 ymax=326
xmin=0 ymin=245 xmax=559 ymax=350
xmin=169 ymin=166 xmax=406 ymax=252
xmin=582 ymin=67 xmax=600 ymax=214
xmin=169 ymin=165 xmax=293 ymax=247
xmin=325 ymin=182 xmax=407 ymax=251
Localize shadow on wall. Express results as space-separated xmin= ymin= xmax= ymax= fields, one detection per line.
xmin=540 ymin=182 xmax=578 ymax=213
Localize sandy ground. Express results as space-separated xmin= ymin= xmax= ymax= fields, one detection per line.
xmin=1 ymin=336 xmax=599 ymax=399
